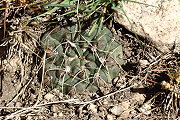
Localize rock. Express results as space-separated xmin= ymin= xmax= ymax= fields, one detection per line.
xmin=27 ymin=116 xmax=33 ymax=120
xmin=121 ymin=101 xmax=130 ymax=110
xmin=44 ymin=93 xmax=54 ymax=101
xmin=139 ymin=103 xmax=152 ymax=115
xmin=98 ymin=106 xmax=108 ymax=116
xmin=139 ymin=60 xmax=149 ymax=66
xmin=87 ymin=103 xmax=97 ymax=113
xmin=51 ymin=105 xmax=58 ymax=112
xmin=15 ymin=102 xmax=22 ymax=107
xmin=77 ymin=106 xmax=83 ymax=117
xmin=109 ymin=101 xmax=130 ymax=116
xmin=102 ymin=99 xmax=109 ymax=105
xmin=109 ymin=105 xmax=122 ymax=116
xmin=133 ymin=93 xmax=145 ymax=102
xmin=120 ymin=109 xmax=131 ymax=118
xmin=115 ymin=0 xmax=180 ymax=52
xmin=106 ymin=114 xmax=114 ymax=120
xmin=58 ymin=112 xmax=63 ymax=117
xmin=53 ymin=112 xmax=58 ymax=117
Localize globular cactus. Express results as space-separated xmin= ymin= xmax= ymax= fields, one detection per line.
xmin=41 ymin=24 xmax=124 ymax=94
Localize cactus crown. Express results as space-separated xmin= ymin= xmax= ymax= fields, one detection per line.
xmin=41 ymin=24 xmax=123 ymax=94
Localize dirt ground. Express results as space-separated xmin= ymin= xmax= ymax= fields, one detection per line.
xmin=0 ymin=1 xmax=179 ymax=120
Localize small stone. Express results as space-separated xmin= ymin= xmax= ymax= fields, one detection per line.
xmin=139 ymin=103 xmax=151 ymax=115
xmin=112 ymin=77 xmax=119 ymax=84
xmin=58 ymin=112 xmax=63 ymax=117
xmin=109 ymin=105 xmax=122 ymax=116
xmin=106 ymin=114 xmax=114 ymax=120
xmin=133 ymin=93 xmax=145 ymax=102
xmin=44 ymin=93 xmax=54 ymax=101
xmin=110 ymin=101 xmax=130 ymax=116
xmin=98 ymin=106 xmax=108 ymax=116
xmin=121 ymin=110 xmax=131 ymax=117
xmin=31 ymin=94 xmax=37 ymax=99
xmin=27 ymin=116 xmax=32 ymax=120
xmin=87 ymin=103 xmax=97 ymax=113
xmin=51 ymin=105 xmax=58 ymax=112
xmin=121 ymin=101 xmax=130 ymax=110
xmin=139 ymin=60 xmax=149 ymax=66
xmin=53 ymin=113 xmax=58 ymax=117
xmin=102 ymin=99 xmax=109 ymax=105
xmin=15 ymin=102 xmax=22 ymax=107
xmin=77 ymin=105 xmax=85 ymax=118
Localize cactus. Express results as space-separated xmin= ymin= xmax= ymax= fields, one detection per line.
xmin=41 ymin=24 xmax=124 ymax=94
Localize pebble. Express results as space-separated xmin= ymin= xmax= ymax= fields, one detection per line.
xmin=58 ymin=112 xmax=64 ymax=117
xmin=121 ymin=101 xmax=130 ymax=110
xmin=109 ymin=101 xmax=130 ymax=116
xmin=139 ymin=60 xmax=149 ymax=66
xmin=51 ymin=105 xmax=58 ymax=112
xmin=87 ymin=103 xmax=97 ymax=113
xmin=139 ymin=103 xmax=151 ymax=115
xmin=27 ymin=116 xmax=32 ymax=120
xmin=106 ymin=114 xmax=114 ymax=120
xmin=102 ymin=99 xmax=109 ymax=105
xmin=133 ymin=93 xmax=145 ymax=102
xmin=53 ymin=113 xmax=58 ymax=117
xmin=109 ymin=105 xmax=122 ymax=116
xmin=15 ymin=102 xmax=22 ymax=107
xmin=44 ymin=93 xmax=54 ymax=100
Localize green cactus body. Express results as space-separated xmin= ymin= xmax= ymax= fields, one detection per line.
xmin=41 ymin=24 xmax=124 ymax=94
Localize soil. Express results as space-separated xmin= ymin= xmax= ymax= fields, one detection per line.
xmin=0 ymin=1 xmax=179 ymax=120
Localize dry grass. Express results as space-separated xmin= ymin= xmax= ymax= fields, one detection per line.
xmin=0 ymin=0 xmax=179 ymax=119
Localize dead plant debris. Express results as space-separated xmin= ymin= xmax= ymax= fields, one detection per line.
xmin=0 ymin=0 xmax=179 ymax=120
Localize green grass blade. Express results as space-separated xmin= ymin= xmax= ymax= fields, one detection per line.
xmin=46 ymin=4 xmax=76 ymax=7
xmin=31 ymin=7 xmax=59 ymax=20
xmin=124 ymin=0 xmax=157 ymax=7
